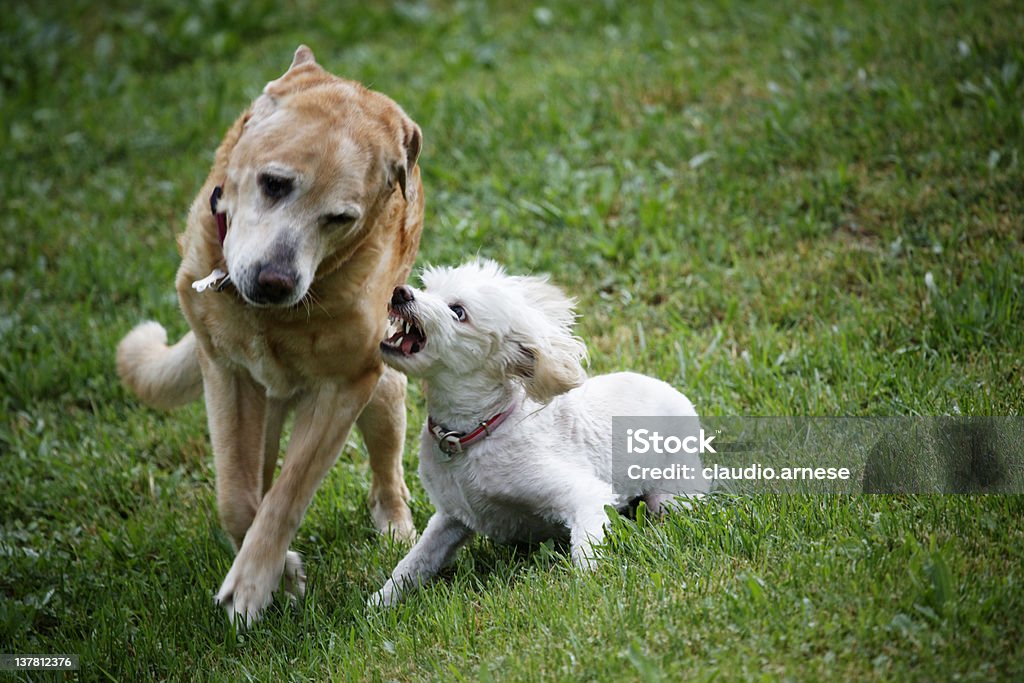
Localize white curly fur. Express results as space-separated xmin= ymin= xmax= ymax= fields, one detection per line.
xmin=371 ymin=259 xmax=710 ymax=607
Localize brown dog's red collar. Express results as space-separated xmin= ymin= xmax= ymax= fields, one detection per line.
xmin=210 ymin=185 xmax=228 ymax=246
xmin=189 ymin=185 xmax=233 ymax=294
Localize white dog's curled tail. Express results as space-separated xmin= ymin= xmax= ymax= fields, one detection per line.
xmin=116 ymin=322 xmax=203 ymax=409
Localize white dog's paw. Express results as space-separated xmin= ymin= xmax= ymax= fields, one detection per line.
xmin=366 ymin=581 xmax=400 ymax=609
xmin=214 ymin=548 xmax=285 ymax=627
xmin=645 ymin=492 xmax=703 ymax=515
xmin=282 ymin=550 xmax=306 ymax=603
xmin=571 ymin=542 xmax=600 ymax=572
xmin=370 ymin=499 xmax=417 ymax=544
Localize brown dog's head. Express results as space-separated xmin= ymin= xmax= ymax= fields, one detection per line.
xmin=217 ymin=46 xmax=422 ymax=307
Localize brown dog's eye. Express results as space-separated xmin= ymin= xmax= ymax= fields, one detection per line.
xmin=324 ymin=212 xmax=357 ymax=227
xmin=258 ymin=173 xmax=293 ymax=201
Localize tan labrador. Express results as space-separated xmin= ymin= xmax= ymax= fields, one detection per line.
xmin=116 ymin=45 xmax=422 ymax=625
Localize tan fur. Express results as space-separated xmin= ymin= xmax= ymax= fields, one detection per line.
xmin=116 ymin=46 xmax=423 ymax=624
xmin=117 ymin=322 xmax=202 ymax=409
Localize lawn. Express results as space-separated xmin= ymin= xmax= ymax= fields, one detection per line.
xmin=1 ymin=0 xmax=1022 ymax=680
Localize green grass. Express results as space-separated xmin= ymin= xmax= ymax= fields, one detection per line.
xmin=2 ymin=0 xmax=1022 ymax=680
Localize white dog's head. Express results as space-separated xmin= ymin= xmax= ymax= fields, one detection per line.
xmin=380 ymin=259 xmax=588 ymax=403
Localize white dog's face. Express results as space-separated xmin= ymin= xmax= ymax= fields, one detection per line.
xmin=380 ymin=260 xmax=588 ymax=403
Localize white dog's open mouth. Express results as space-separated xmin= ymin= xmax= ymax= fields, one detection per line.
xmin=381 ymin=310 xmax=426 ymax=356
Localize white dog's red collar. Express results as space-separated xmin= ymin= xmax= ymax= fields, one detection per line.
xmin=428 ymin=410 xmax=511 ymax=460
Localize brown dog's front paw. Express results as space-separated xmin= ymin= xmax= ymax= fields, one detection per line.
xmin=282 ymin=550 xmax=306 ymax=603
xmin=214 ymin=545 xmax=293 ymax=627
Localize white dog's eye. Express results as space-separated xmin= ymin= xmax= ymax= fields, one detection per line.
xmin=449 ymin=304 xmax=467 ymax=321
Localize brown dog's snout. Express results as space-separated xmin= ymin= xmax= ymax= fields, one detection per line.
xmin=391 ymin=285 xmax=415 ymax=307
xmin=255 ymin=264 xmax=297 ymax=304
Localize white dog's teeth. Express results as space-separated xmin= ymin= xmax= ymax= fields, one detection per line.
xmin=404 ymin=321 xmax=411 ymax=334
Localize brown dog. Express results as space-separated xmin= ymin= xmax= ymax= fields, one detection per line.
xmin=116 ymin=46 xmax=422 ymax=625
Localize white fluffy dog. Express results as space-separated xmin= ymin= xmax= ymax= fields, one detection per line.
xmin=371 ymin=259 xmax=709 ymax=606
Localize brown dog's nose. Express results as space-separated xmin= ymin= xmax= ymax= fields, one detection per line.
xmin=391 ymin=285 xmax=415 ymax=306
xmin=256 ymin=265 xmax=296 ymax=304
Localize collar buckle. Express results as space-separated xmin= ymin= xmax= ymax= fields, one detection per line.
xmin=437 ymin=431 xmax=464 ymax=459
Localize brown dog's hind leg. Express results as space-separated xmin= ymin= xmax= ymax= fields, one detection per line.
xmin=358 ymin=366 xmax=416 ymax=542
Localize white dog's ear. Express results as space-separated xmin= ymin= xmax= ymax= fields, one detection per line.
xmin=504 ymin=275 xmax=588 ymax=403
xmin=508 ymin=335 xmax=588 ymax=403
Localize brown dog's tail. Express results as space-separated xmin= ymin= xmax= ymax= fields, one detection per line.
xmin=116 ymin=322 xmax=203 ymax=409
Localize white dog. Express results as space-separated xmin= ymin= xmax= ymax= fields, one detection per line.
xmin=371 ymin=259 xmax=710 ymax=606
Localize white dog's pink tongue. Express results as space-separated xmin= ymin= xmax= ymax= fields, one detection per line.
xmin=401 ymin=336 xmax=417 ymax=355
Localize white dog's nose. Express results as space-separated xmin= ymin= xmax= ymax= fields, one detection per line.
xmin=391 ymin=285 xmax=415 ymax=306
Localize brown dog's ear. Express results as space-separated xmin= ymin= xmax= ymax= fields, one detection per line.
xmin=392 ymin=119 xmax=423 ymax=201
xmin=290 ymin=45 xmax=317 ymax=68
xmin=249 ymin=46 xmax=323 ymax=125
xmin=261 ymin=45 xmax=321 ymax=100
